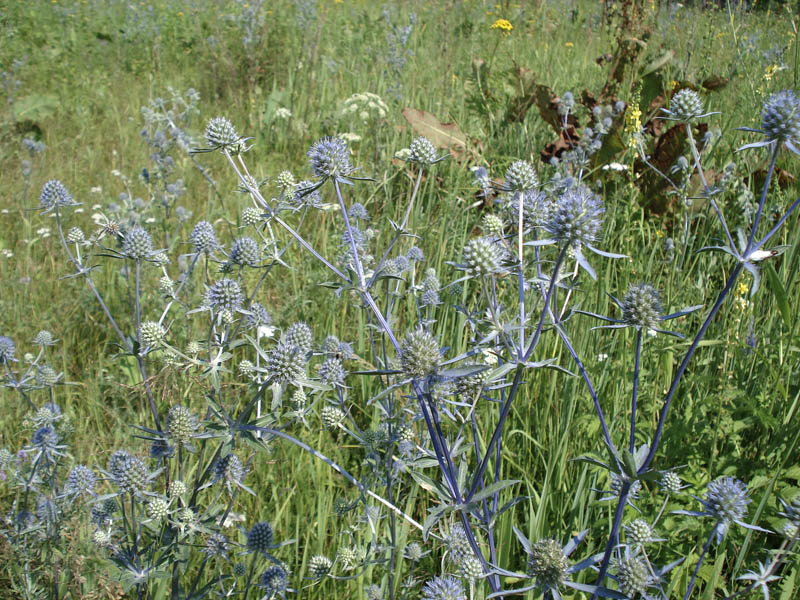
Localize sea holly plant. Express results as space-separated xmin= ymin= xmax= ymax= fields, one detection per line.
xmin=9 ymin=78 xmax=796 ymax=599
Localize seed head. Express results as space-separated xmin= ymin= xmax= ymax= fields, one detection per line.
xmin=460 ymin=555 xmax=484 ymax=580
xmin=65 ymin=226 xmax=85 ymax=244
xmin=241 ymin=206 xmax=262 ymax=226
xmin=528 ymin=539 xmax=568 ymax=590
xmin=338 ymin=546 xmax=362 ymax=571
xmin=122 ymin=227 xmax=153 ymax=260
xmin=39 ymin=179 xmax=73 ymax=211
xmin=267 ymin=342 xmax=306 ymax=384
xmin=463 ymin=237 xmax=505 ymax=276
xmin=140 ymin=321 xmax=166 ymax=346
xmin=285 ymin=322 xmax=313 ymax=354
xmin=404 ymin=542 xmax=424 ymax=561
xmin=307 ymin=136 xmax=355 ymax=180
xmin=190 ymin=221 xmax=218 ymax=254
xmin=321 ymin=405 xmax=346 ymax=429
xmin=319 ymin=357 xmax=346 ymax=386
xmin=230 ymin=236 xmax=260 ymax=267
xmin=668 ymin=89 xmax=704 ymax=121
xmin=409 ymin=136 xmax=438 ymax=165
xmin=545 ymin=186 xmax=604 ymax=247
xmin=308 ymin=555 xmax=332 ymax=580
xmin=291 ymin=388 xmax=307 ymax=410
xmin=505 ymin=160 xmax=538 ymax=192
xmin=483 ymin=214 xmax=504 ymax=236
xmin=93 ymin=529 xmax=113 ymax=546
xmin=276 ymin=170 xmax=296 ymax=192
xmin=160 ymin=276 xmax=174 ymax=294
xmin=625 ymin=519 xmax=654 ymax=546
xmin=113 ymin=455 xmax=149 ymax=494
xmin=33 ymin=330 xmax=56 ymax=346
xmin=616 ymin=554 xmax=652 ymax=598
xmin=165 ymin=405 xmax=198 ymax=446
xmin=247 ymin=521 xmax=274 ymax=552
xmin=761 ymin=90 xmax=800 ymax=144
xmin=147 ymin=497 xmax=169 ymax=520
xmin=421 ymin=575 xmax=466 ymax=600
xmin=66 ymin=465 xmax=96 ymax=496
xmin=661 ymin=471 xmax=682 ymax=495
xmin=400 ymin=327 xmax=440 ymax=379
xmin=621 ymin=283 xmax=662 ymax=331
xmin=35 ymin=365 xmax=60 ymax=387
xmin=204 ymin=117 xmax=241 ymax=151
xmin=238 ymin=359 xmax=255 ymax=377
xmin=168 ymin=480 xmax=186 ymax=496
xmin=205 ymin=279 xmax=243 ymax=311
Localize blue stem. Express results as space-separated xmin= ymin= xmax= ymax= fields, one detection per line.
xmin=684 ymin=527 xmax=716 ymax=600
xmin=630 ymin=330 xmax=643 ymax=453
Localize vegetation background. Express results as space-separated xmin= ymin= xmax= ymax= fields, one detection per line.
xmin=0 ymin=0 xmax=798 ymax=598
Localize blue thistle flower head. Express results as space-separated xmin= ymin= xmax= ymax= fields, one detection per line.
xmin=421 ymin=575 xmax=466 ymax=600
xmin=545 ymin=185 xmax=604 ymax=248
xmin=190 ymin=221 xmax=219 ymax=254
xmin=738 ymin=89 xmax=800 ymax=154
xmin=307 ymin=136 xmax=356 ymax=182
xmin=39 ymin=179 xmax=75 ymax=213
xmin=703 ymin=477 xmax=750 ymax=542
xmin=258 ymin=565 xmax=288 ymax=595
xmin=205 ymin=279 xmax=243 ymax=312
xmin=0 ymin=336 xmax=16 ymax=363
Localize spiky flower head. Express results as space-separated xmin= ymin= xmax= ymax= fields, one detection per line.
xmin=241 ymin=206 xmax=262 ymax=226
xmin=0 ymin=448 xmax=13 ymax=470
xmin=338 ymin=546 xmax=362 ymax=571
xmin=259 ymin=565 xmax=288 ymax=596
xmin=308 ymin=136 xmax=355 ymax=180
xmin=66 ymin=226 xmax=85 ymax=243
xmin=545 ymin=186 xmax=604 ymax=248
xmin=32 ymin=425 xmax=59 ymax=449
xmin=0 ymin=336 xmax=14 ymax=363
xmin=761 ymin=90 xmax=800 ymax=145
xmin=233 ymin=563 xmax=247 ymax=577
xmin=625 ymin=519 xmax=654 ymax=546
xmin=122 ymin=227 xmax=153 ymax=260
xmin=39 ymin=179 xmax=73 ymax=211
xmin=238 ymin=359 xmax=255 ymax=378
xmin=276 ymin=170 xmax=296 ymax=192
xmin=292 ymin=179 xmax=322 ymax=208
xmin=160 ymin=276 xmax=174 ymax=295
xmin=33 ymin=330 xmax=56 ymax=346
xmin=147 ymin=497 xmax=169 ymax=520
xmin=35 ymin=365 xmax=60 ymax=387
xmin=509 ymin=189 xmax=550 ymax=229
xmin=291 ymin=388 xmax=307 ymax=410
xmin=205 ymin=278 xmax=243 ymax=311
xmin=285 ymin=322 xmax=313 ymax=354
xmin=139 ymin=321 xmax=165 ymax=346
xmin=459 ymin=555 xmax=484 ymax=580
xmin=404 ymin=542 xmax=424 ymax=561
xmin=247 ymin=521 xmax=274 ymax=552
xmin=168 ymin=480 xmax=186 ymax=496
xmin=610 ymin=472 xmax=642 ymax=500
xmin=527 ymin=539 xmax=568 ymax=590
xmin=319 ymin=357 xmax=346 ymax=386
xmin=267 ymin=342 xmax=305 ymax=384
xmin=204 ymin=116 xmax=242 ymax=152
xmin=444 ymin=522 xmax=471 ymax=565
xmin=505 ymin=160 xmax=538 ymax=192
xmin=93 ymin=529 xmax=113 ymax=546
xmin=230 ymin=236 xmax=260 ymax=267
xmin=203 ymin=533 xmax=230 ymax=559
xmin=661 ymin=471 xmax=682 ymax=495
xmin=668 ymin=89 xmax=704 ymax=121
xmin=165 ymin=405 xmax=198 ymax=446
xmin=113 ymin=455 xmax=149 ymax=494
xmin=463 ymin=237 xmax=506 ymax=277
xmin=214 ymin=453 xmax=245 ymax=484
xmin=321 ymin=405 xmax=346 ymax=429
xmin=421 ymin=575 xmax=466 ymax=600
xmin=400 ymin=327 xmax=440 ymax=379
xmin=66 ymin=465 xmax=96 ymax=496
xmin=616 ymin=554 xmax=652 ymax=598
xmin=409 ymin=136 xmax=438 ymax=165
xmin=703 ymin=477 xmax=750 ymax=539
xmin=365 ymin=584 xmax=383 ymax=600
xmin=621 ymin=283 xmax=662 ymax=331
xmin=308 ymin=555 xmax=332 ymax=580
xmin=190 ymin=221 xmax=218 ymax=254
xmin=483 ymin=214 xmax=504 ymax=236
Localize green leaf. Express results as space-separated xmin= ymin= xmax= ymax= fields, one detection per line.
xmin=765 ymin=262 xmax=791 ymax=328
xmin=466 ymin=479 xmax=520 ymax=506
xmin=14 ymin=93 xmax=60 ymax=121
xmin=422 ymin=504 xmax=455 ymax=541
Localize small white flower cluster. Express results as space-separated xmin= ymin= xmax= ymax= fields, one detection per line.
xmin=341 ymin=92 xmax=389 ymax=123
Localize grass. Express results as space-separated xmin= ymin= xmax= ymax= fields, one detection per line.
xmin=1 ymin=0 xmax=799 ymax=598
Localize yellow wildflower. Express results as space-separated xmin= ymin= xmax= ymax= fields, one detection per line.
xmin=490 ymin=18 xmax=513 ymax=34
xmin=565 ymin=42 xmax=574 ymax=47
xmin=764 ymin=64 xmax=779 ymax=81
